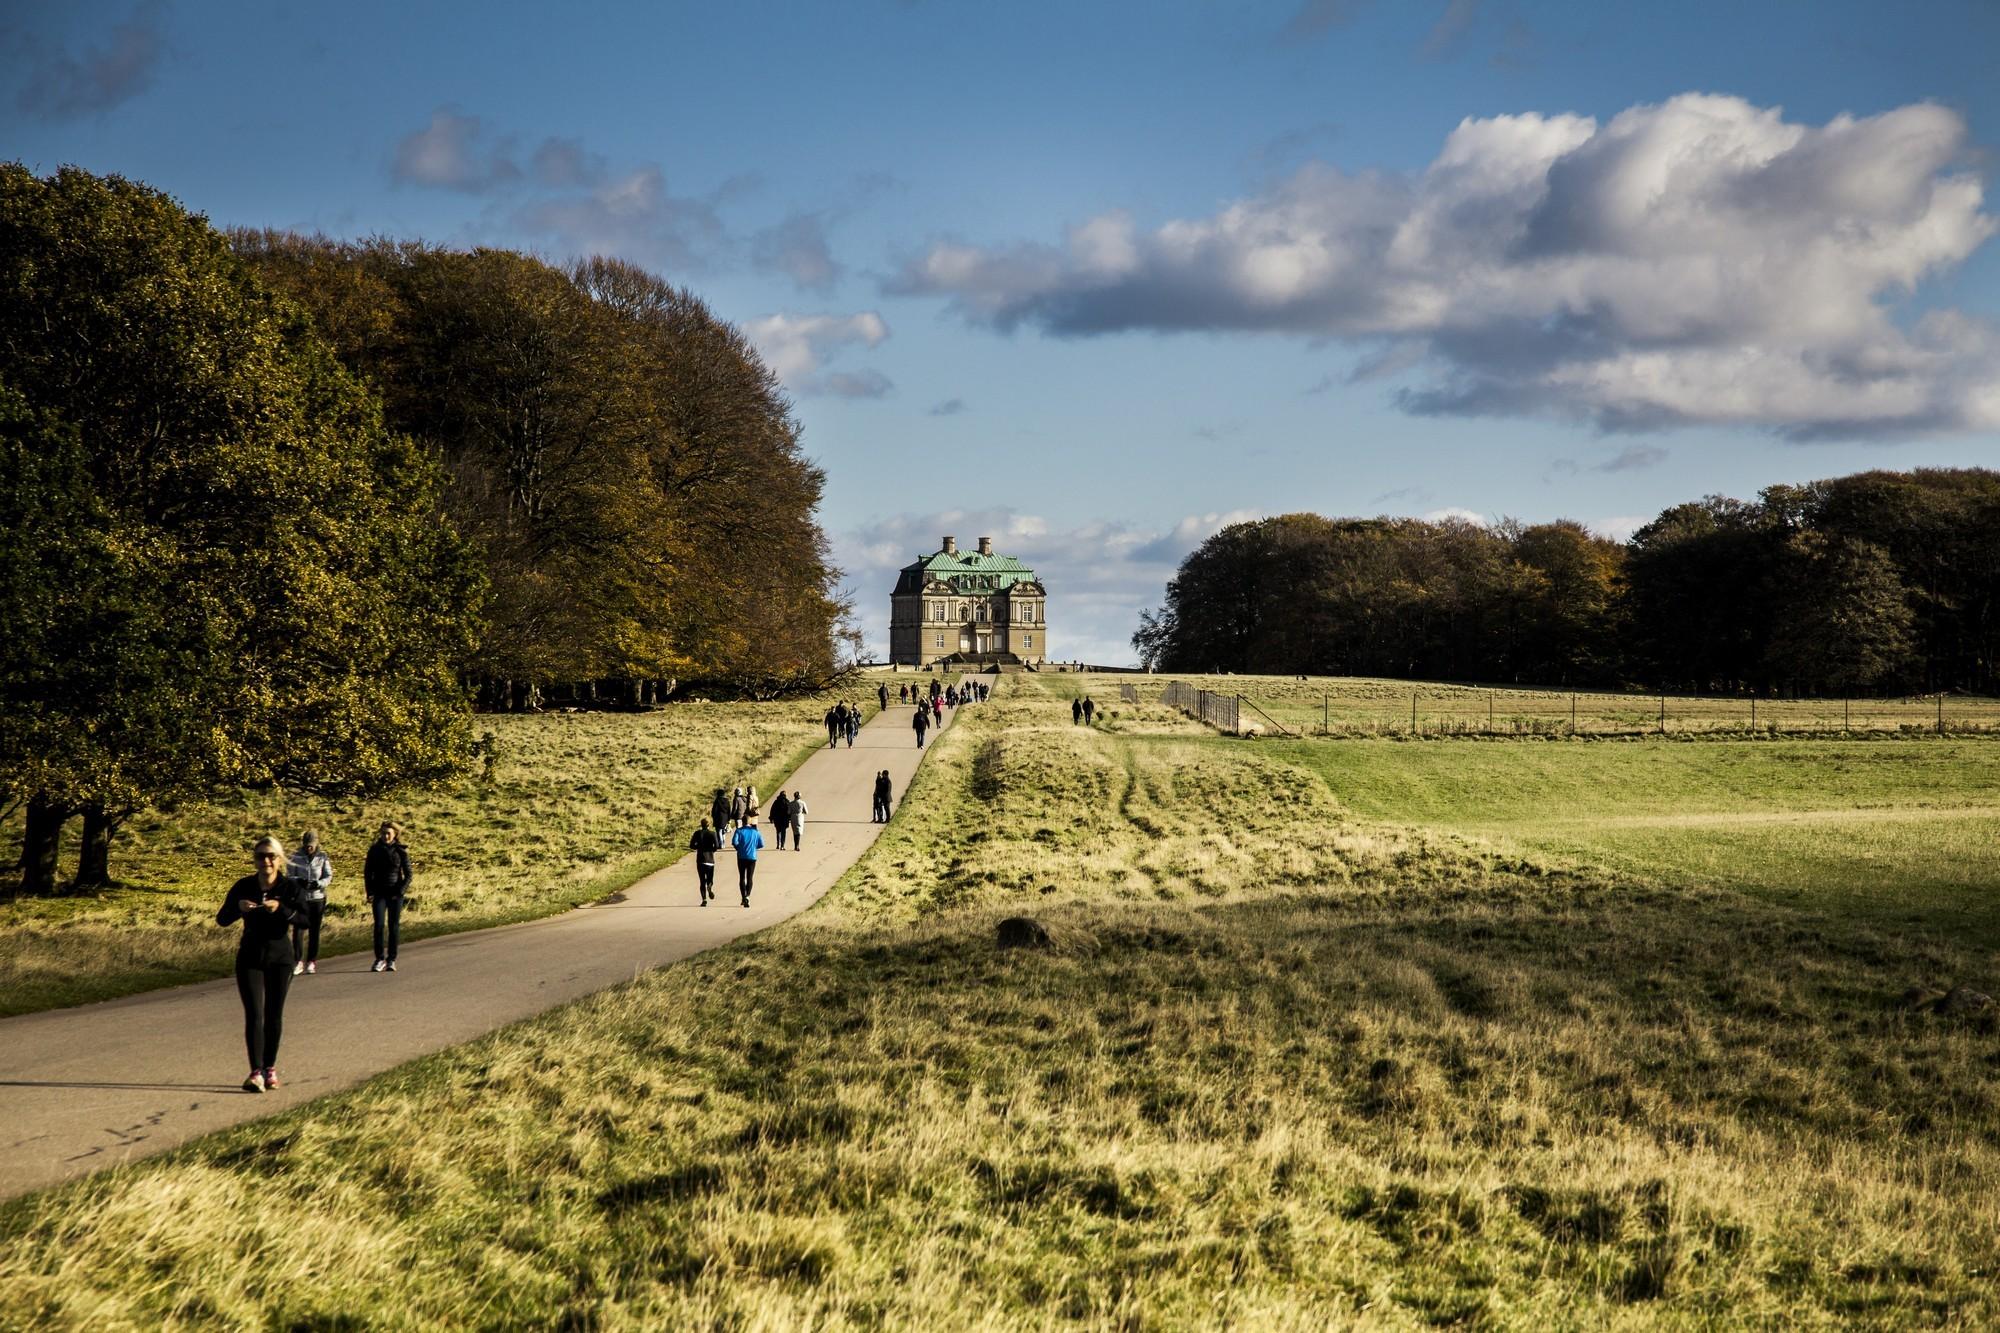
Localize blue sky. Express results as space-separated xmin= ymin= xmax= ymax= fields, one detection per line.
xmin=6 ymin=0 xmax=1997 ymax=663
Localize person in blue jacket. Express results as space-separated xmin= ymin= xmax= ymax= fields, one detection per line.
xmin=731 ymin=815 xmax=764 ymax=907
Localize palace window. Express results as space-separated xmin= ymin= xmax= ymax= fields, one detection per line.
xmin=1024 ymin=634 xmax=1033 ymax=648
xmin=933 ymin=603 xmax=944 ymax=621
xmin=935 ymin=632 xmax=944 ymax=648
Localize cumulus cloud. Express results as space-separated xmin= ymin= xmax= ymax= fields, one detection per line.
xmin=888 ymin=94 xmax=2000 ymax=438
xmin=14 ymin=2 xmax=165 ymax=119
xmin=741 ymin=312 xmax=891 ymax=396
xmin=1589 ymin=515 xmax=1648 ymax=544
xmin=513 ymin=165 xmax=730 ymax=271
xmin=1423 ymin=507 xmax=1490 ymax=526
xmin=751 ymin=211 xmax=843 ymax=292
xmin=836 ymin=507 xmax=1261 ymax=664
xmin=929 ymin=397 xmax=968 ymax=416
xmin=391 ymin=110 xmax=522 ymax=192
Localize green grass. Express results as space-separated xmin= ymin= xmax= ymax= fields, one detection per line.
xmin=2 ymin=675 xmax=1996 ymax=1327
xmin=1276 ymin=739 xmax=2000 ymax=950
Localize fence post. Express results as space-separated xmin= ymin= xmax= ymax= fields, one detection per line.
xmin=1844 ymin=697 xmax=1849 ymax=732
xmin=1938 ymin=693 xmax=1944 ymax=736
xmin=1658 ymin=693 xmax=1665 ymax=735
xmin=1570 ymin=692 xmax=1577 ymax=733
xmin=1410 ymin=690 xmax=1417 ymax=736
xmin=1488 ymin=691 xmax=1494 ymax=733
xmin=1323 ymin=694 xmax=1328 ymax=736
xmin=1750 ymin=695 xmax=1756 ymax=731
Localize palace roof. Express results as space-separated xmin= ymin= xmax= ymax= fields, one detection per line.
xmin=895 ymin=549 xmax=1040 ymax=593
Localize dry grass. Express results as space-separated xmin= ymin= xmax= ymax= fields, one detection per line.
xmin=1 ymin=674 xmax=1996 ymax=1328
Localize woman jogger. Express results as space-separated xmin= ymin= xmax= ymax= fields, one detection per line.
xmin=217 ymin=836 xmax=307 ymax=1092
xmin=689 ymin=817 xmax=720 ymax=905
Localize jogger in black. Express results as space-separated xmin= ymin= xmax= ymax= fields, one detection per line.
xmin=689 ymin=818 xmax=720 ymax=905
xmin=217 ymin=836 xmax=307 ymax=1092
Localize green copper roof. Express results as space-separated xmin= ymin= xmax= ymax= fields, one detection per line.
xmin=897 ymin=549 xmax=1041 ymax=592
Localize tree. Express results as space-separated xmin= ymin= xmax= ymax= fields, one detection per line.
xmin=1763 ymin=531 xmax=1916 ymax=692
xmin=0 ymin=166 xmax=482 ymax=893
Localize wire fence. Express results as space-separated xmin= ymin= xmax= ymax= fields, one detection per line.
xmin=1161 ymin=681 xmax=1242 ymax=733
xmin=1145 ymin=678 xmax=2000 ymax=739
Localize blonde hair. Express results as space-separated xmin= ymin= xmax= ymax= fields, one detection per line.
xmin=378 ymin=822 xmax=402 ymax=842
xmin=253 ymin=835 xmax=288 ymax=863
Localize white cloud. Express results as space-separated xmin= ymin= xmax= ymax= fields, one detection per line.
xmin=835 ymin=507 xmax=1261 ymax=665
xmin=1423 ymin=507 xmax=1489 ymax=526
xmin=391 ymin=109 xmax=521 ymax=192
xmin=888 ymin=94 xmax=2000 ymax=438
xmin=742 ymin=311 xmax=890 ymax=393
xmin=1589 ymin=515 xmax=1648 ymax=544
xmin=513 ymin=165 xmax=730 ymax=272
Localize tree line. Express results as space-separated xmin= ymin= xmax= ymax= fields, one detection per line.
xmin=1 ymin=165 xmax=847 ymax=895
xmin=1135 ymin=468 xmax=2000 ymax=696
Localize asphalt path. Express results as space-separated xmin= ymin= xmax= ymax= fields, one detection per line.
xmin=0 ymin=691 xmax=966 ymax=1202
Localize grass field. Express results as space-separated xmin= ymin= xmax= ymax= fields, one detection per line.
xmin=1142 ymin=672 xmax=2000 ymax=738
xmin=0 ymin=689 xmax=890 ymax=1016
xmin=2 ymin=674 xmax=1996 ymax=1327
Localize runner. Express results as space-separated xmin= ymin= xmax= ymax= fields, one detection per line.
xmin=216 ymin=836 xmax=307 ymax=1092
xmin=687 ymin=817 xmax=720 ymax=906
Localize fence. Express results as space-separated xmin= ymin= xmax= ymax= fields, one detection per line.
xmin=1162 ymin=680 xmax=1242 ymax=733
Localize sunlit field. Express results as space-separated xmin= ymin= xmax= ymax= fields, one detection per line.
xmin=0 ymin=697 xmax=874 ymax=1016
xmin=1136 ymin=671 xmax=2000 ymax=738
xmin=3 ymin=674 xmax=1995 ymax=1327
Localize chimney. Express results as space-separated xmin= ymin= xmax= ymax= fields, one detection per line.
xmin=941 ymin=535 xmax=957 ymax=554
xmin=977 ymin=536 xmax=993 ymax=556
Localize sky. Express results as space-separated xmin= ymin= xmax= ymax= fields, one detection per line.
xmin=5 ymin=0 xmax=1998 ymax=664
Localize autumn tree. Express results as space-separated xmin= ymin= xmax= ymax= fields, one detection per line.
xmin=0 ymin=166 xmax=481 ymax=894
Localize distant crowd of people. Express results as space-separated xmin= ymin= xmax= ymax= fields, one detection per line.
xmin=216 ymin=677 xmax=991 ymax=1094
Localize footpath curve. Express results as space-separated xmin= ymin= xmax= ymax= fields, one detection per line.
xmin=0 ymin=695 xmax=960 ymax=1202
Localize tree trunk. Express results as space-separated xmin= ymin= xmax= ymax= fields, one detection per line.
xmin=73 ymin=803 xmax=127 ymax=890
xmin=19 ymin=793 xmax=71 ymax=896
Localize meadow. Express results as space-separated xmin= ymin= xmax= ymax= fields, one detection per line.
xmin=1 ymin=674 xmax=1995 ymax=1327
xmin=0 ymin=687 xmax=889 ymax=1016
xmin=1142 ymin=671 xmax=2000 ymax=738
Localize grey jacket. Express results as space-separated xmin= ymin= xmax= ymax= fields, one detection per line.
xmin=288 ymin=848 xmax=333 ymax=900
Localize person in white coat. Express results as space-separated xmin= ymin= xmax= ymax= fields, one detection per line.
xmin=789 ymin=791 xmax=807 ymax=849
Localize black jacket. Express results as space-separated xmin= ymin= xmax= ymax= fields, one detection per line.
xmin=217 ymin=874 xmax=307 ymax=954
xmin=770 ymin=792 xmax=792 ymax=826
xmin=688 ymin=827 xmax=720 ymax=864
xmin=364 ymin=840 xmax=412 ymax=899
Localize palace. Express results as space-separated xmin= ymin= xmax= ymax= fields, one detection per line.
xmin=889 ymin=535 xmax=1047 ymax=667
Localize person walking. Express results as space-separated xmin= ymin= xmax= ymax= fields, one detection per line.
xmin=1082 ymin=696 xmax=1096 ymax=726
xmin=363 ymin=822 xmax=412 ymax=973
xmin=845 ymin=707 xmax=859 ymax=747
xmin=931 ymin=695 xmax=944 ymax=726
xmin=1072 ymin=697 xmax=1083 ymax=725
xmin=914 ymin=704 xmax=930 ymax=748
xmin=825 ymin=704 xmax=842 ymax=748
xmin=218 ymin=836 xmax=307 ymax=1092
xmin=730 ymin=786 xmax=747 ymax=832
xmin=710 ymin=788 xmax=730 ymax=837
xmin=688 ymin=817 xmax=720 ymax=906
xmin=878 ymin=682 xmax=890 ymax=713
xmin=873 ymin=769 xmax=893 ymax=823
xmin=731 ymin=815 xmax=764 ymax=907
xmin=789 ymin=791 xmax=807 ymax=849
xmin=287 ymin=831 xmax=333 ymax=976
xmin=745 ymin=784 xmax=760 ymax=820
xmin=770 ymin=790 xmax=793 ymax=850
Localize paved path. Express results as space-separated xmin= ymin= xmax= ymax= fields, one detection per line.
xmin=0 ymin=693 xmax=966 ymax=1201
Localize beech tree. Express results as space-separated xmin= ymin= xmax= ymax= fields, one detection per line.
xmin=0 ymin=166 xmax=482 ymax=894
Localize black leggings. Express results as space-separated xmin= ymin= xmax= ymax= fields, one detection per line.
xmin=737 ymin=858 xmax=757 ymax=899
xmin=235 ymin=949 xmax=292 ymax=1070
xmin=372 ymin=896 xmax=403 ymax=961
xmin=291 ymin=898 xmax=325 ymax=963
xmin=696 ymin=861 xmax=715 ymax=899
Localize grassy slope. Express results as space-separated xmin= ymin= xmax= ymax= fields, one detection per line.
xmin=0 ymin=690 xmax=889 ymax=1016
xmin=1 ymin=678 xmax=1996 ymax=1328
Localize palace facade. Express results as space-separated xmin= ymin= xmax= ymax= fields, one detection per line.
xmin=889 ymin=535 xmax=1047 ymax=667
